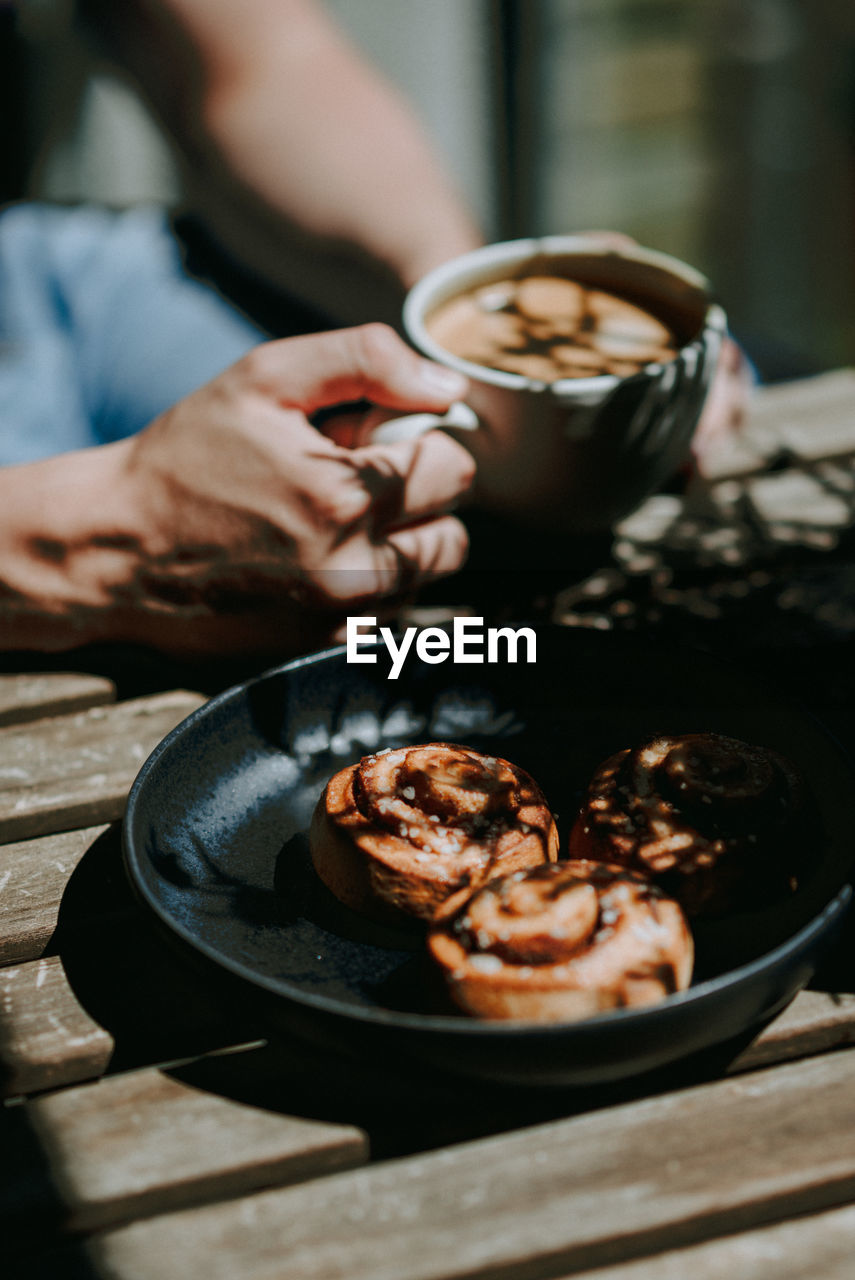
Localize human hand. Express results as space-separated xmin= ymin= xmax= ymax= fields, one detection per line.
xmin=109 ymin=324 xmax=474 ymax=656
xmin=690 ymin=336 xmax=754 ymax=475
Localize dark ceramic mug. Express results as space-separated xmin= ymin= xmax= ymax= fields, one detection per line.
xmin=374 ymin=235 xmax=727 ymax=533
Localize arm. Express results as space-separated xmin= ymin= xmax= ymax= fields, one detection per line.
xmin=0 ymin=325 xmax=473 ymax=656
xmin=81 ymin=0 xmax=482 ymax=323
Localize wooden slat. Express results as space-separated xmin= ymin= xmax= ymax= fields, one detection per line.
xmin=748 ymin=368 xmax=855 ymax=463
xmin=0 ymin=826 xmax=109 ymax=965
xmin=82 ymin=1048 xmax=855 ymax=1280
xmin=0 ymin=823 xmax=265 ymax=1098
xmin=0 ymin=956 xmax=114 ymax=1096
xmin=2 ymin=1059 xmax=367 ymax=1239
xmin=564 ymin=1202 xmax=855 ymax=1279
xmin=700 ymin=368 xmax=855 ymax=480
xmin=731 ymin=989 xmax=855 ymax=1072
xmin=0 ymin=690 xmax=204 ymax=843
xmin=0 ymin=930 xmax=264 ymax=1099
xmin=0 ymin=672 xmax=116 ymax=728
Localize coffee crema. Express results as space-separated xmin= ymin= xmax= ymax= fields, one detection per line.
xmin=425 ymin=274 xmax=678 ymax=382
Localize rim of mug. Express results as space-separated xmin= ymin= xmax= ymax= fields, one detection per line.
xmin=403 ymin=234 xmax=723 ymax=394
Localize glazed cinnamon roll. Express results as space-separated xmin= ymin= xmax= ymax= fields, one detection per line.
xmin=309 ymin=743 xmax=559 ymax=922
xmin=428 ymin=860 xmax=693 ymax=1021
xmin=567 ymin=732 xmax=809 ymax=915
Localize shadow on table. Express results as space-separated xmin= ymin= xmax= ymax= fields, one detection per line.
xmin=47 ymin=822 xmax=855 ymax=1156
xmin=1 ymin=1107 xmax=109 ymax=1277
xmin=43 ymin=826 xmax=261 ymax=1071
xmin=810 ymin=896 xmax=855 ymax=995
xmin=7 ymin=783 xmax=855 ymax=1268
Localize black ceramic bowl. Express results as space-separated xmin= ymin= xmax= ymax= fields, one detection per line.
xmin=123 ymin=628 xmax=854 ymax=1088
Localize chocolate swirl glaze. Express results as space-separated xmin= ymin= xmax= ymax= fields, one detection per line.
xmin=309 ymin=743 xmax=558 ymax=922
xmin=428 ymin=860 xmax=693 ymax=1022
xmin=567 ymin=733 xmax=810 ymax=916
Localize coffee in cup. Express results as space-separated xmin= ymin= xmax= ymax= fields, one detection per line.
xmin=374 ymin=236 xmax=727 ymax=533
xmin=425 ymin=274 xmax=680 ymax=383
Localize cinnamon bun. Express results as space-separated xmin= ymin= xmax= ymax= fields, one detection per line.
xmin=568 ymin=732 xmax=809 ymax=915
xmin=309 ymin=743 xmax=559 ymax=922
xmin=427 ymin=859 xmax=693 ymax=1021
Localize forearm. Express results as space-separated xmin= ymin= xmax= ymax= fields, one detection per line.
xmin=0 ymin=443 xmax=146 ymax=652
xmin=84 ymin=0 xmax=481 ymax=302
xmin=196 ymin=24 xmax=481 ymax=287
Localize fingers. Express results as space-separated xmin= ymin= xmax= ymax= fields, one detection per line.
xmin=319 ymin=404 xmax=403 ymax=448
xmin=310 ymin=513 xmax=470 ymax=604
xmin=351 ymin=429 xmax=476 ymax=530
xmin=241 ymin=323 xmax=468 ymax=416
xmin=386 ymin=515 xmax=469 ymax=580
xmin=304 ymin=431 xmax=474 ymax=604
xmin=576 ymin=230 xmax=638 ymax=250
xmin=215 ymin=325 xmax=476 ymax=619
xmin=691 ymin=338 xmax=753 ymax=474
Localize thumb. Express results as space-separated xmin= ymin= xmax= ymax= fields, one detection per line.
xmin=241 ymin=323 xmax=469 ymax=416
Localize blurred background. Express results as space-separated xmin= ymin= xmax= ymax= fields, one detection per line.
xmin=3 ymin=0 xmax=855 ymax=382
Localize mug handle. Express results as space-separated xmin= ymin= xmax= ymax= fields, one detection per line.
xmin=368 ymin=400 xmax=480 ymax=444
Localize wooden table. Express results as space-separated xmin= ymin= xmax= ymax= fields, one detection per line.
xmin=4 ymin=373 xmax=855 ymax=1280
